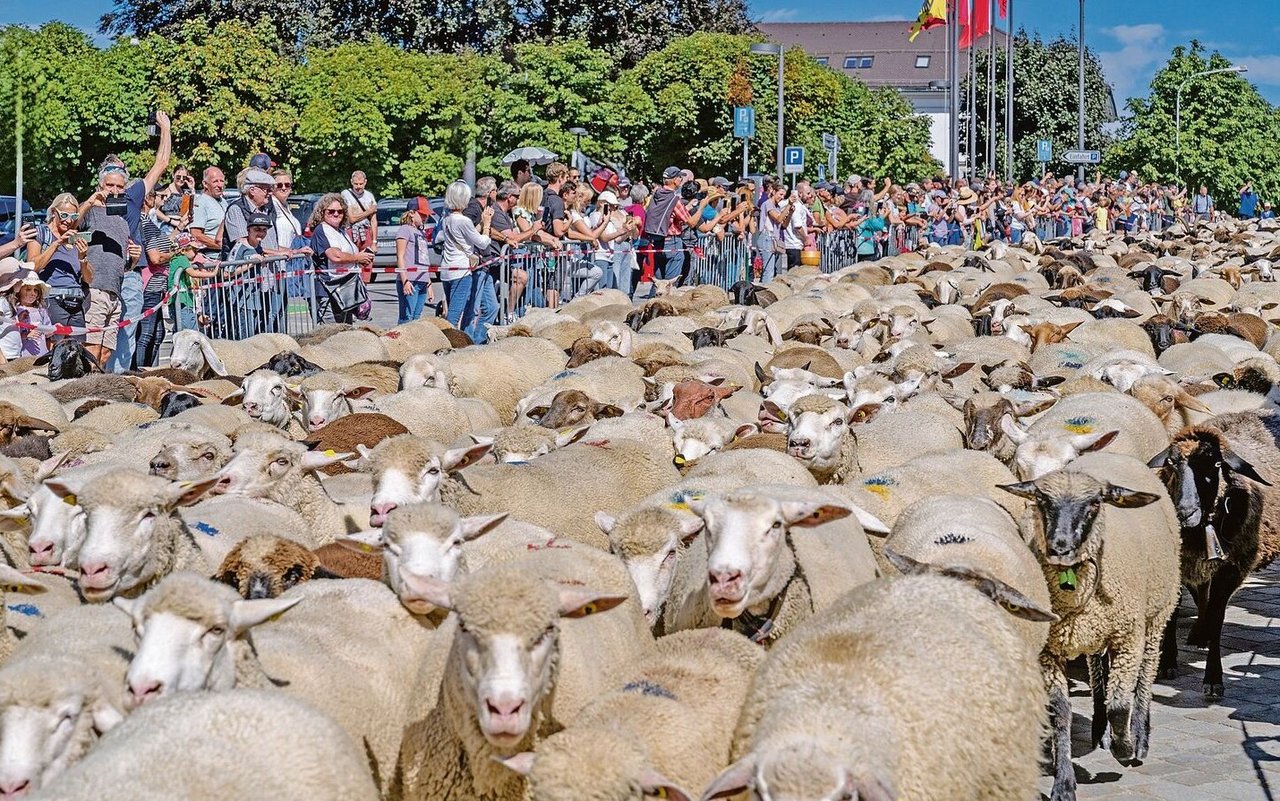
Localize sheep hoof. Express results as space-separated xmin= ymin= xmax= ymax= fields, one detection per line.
xmin=1158 ymin=664 xmax=1178 ymax=681
xmin=1050 ymin=779 xmax=1078 ymax=801
xmin=1203 ymin=682 xmax=1224 ymax=702
xmin=1108 ymin=733 xmax=1136 ymax=765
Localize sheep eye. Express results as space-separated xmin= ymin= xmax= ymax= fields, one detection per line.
xmin=206 ymin=626 xmax=225 ymax=638
xmin=426 ymin=467 xmax=440 ymax=475
xmin=271 ymin=386 xmax=282 ymax=394
xmin=274 ymin=457 xmax=290 ymax=467
xmin=281 ymin=565 xmax=305 ymax=588
xmin=216 ymin=570 xmax=238 ymax=587
xmin=770 ymin=521 xmax=783 ymax=531
xmin=200 ymin=451 xmax=214 ymax=460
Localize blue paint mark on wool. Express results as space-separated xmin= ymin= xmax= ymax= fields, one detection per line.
xmin=7 ymin=604 xmax=40 ymax=617
xmin=551 ymin=370 xmax=577 ymax=380
xmin=622 ymin=680 xmax=676 ymax=700
xmin=192 ymin=521 xmax=220 ymax=537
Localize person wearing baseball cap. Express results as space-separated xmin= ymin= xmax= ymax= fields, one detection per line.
xmin=224 ymin=210 xmax=278 ymax=338
xmin=222 ymin=168 xmax=280 ymax=254
xmin=248 ymin=152 xmax=275 ymax=171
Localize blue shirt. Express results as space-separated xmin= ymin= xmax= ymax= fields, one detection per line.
xmin=1240 ymin=190 xmax=1259 ymax=218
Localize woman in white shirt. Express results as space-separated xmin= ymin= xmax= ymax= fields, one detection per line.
xmin=439 ymin=181 xmax=497 ymax=343
xmin=308 ymin=194 xmax=373 ymax=324
xmin=564 ymin=184 xmax=605 ymax=297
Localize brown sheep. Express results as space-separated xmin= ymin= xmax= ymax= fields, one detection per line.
xmin=302 ymin=413 xmax=410 ymax=476
xmin=215 ymin=534 xmax=341 ymax=599
xmin=527 ymin=389 xmax=624 ymax=429
xmin=565 ymin=337 xmax=621 ymax=369
xmin=633 ymin=349 xmax=686 ymax=377
xmin=441 ymin=328 xmax=473 ymax=349
xmin=313 ymin=541 xmax=382 ymax=580
xmin=761 ymin=346 xmax=844 ymax=382
xmin=1019 ymin=321 xmax=1082 ymax=353
xmin=0 ymin=402 xmax=60 ymax=447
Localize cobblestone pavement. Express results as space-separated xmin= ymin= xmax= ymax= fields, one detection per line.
xmin=1038 ymin=566 xmax=1280 ymax=800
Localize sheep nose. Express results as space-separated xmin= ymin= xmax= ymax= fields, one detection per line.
xmin=370 ymin=502 xmax=397 ymax=527
xmin=213 ymin=475 xmax=233 ymax=493
xmin=242 ymin=402 xmax=260 ymax=417
xmin=129 ymin=679 xmax=163 ymax=705
xmin=308 ymin=416 xmax=327 ymax=429
xmin=80 ymin=562 xmax=109 ymax=579
xmin=149 ymin=459 xmax=172 ymax=474
xmin=708 ymin=569 xmax=742 ymax=588
xmin=28 ymin=542 xmax=54 ymax=566
xmin=0 ymin=778 xmax=31 ymax=799
xmin=485 ymin=697 xmax=524 ymax=719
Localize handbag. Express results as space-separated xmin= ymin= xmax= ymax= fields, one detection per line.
xmin=322 ymin=273 xmax=368 ymax=314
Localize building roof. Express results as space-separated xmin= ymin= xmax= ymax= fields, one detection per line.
xmin=757 ymin=21 xmax=1009 ymax=90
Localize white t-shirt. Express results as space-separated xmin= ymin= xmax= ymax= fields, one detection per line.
xmin=191 ymin=194 xmax=227 ymax=252
xmin=782 ymin=202 xmax=809 ymax=250
xmin=342 ymin=189 xmax=377 ymax=236
xmin=0 ymin=298 xmax=21 ymax=360
xmin=271 ymin=197 xmax=303 ymax=246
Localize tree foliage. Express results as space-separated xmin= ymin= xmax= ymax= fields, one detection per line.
xmin=0 ymin=22 xmax=939 ymax=204
xmin=98 ymin=0 xmax=752 ymax=68
xmin=1104 ymin=42 xmax=1280 ymax=214
xmin=963 ymin=31 xmax=1114 ymax=181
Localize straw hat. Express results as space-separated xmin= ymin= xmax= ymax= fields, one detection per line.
xmin=0 ymin=258 xmax=33 ymax=293
xmin=957 ymin=187 xmax=978 ymax=206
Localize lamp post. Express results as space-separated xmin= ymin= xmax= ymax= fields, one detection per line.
xmin=1175 ymin=65 xmax=1246 ymax=183
xmin=568 ymin=126 xmax=588 ymax=175
xmin=750 ymin=42 xmax=784 ymax=179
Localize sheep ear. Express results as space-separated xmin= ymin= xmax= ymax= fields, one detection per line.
xmin=997 ymin=481 xmax=1041 ymax=502
xmin=458 ymin=513 xmax=508 ymax=541
xmin=526 ymin=405 xmax=550 ymax=421
xmin=220 ymin=388 xmax=245 ymax=406
xmin=1071 ymin=430 xmax=1119 ymax=454
xmin=637 ymin=769 xmax=694 ymax=801
xmin=754 ymin=362 xmax=767 ymax=384
xmin=164 ymin=477 xmax=220 ymax=508
xmin=300 ymin=450 xmax=354 ymax=471
xmin=230 ymin=596 xmax=302 ymax=634
xmin=849 ymin=403 xmax=882 ymax=424
xmin=732 ymin=423 xmax=757 ymax=441
xmin=779 ymin=502 xmax=852 ymax=528
xmin=847 ymin=504 xmax=890 ymax=535
xmin=1223 ymin=449 xmax=1270 ymax=486
xmin=555 ymin=426 xmax=590 ymax=448
xmin=1101 ymin=484 xmax=1160 ymax=509
xmin=999 ymin=414 xmax=1028 ymax=444
xmin=494 ymin=752 xmax=535 ymax=777
xmin=1059 ymin=321 xmax=1083 ymax=335
xmin=1146 ymin=447 xmax=1171 ymax=469
xmin=714 ymin=384 xmax=741 ymax=400
xmin=0 ymin=504 xmax=29 ymax=522
xmin=594 ymin=511 xmax=616 ymax=535
xmin=199 ymin=338 xmax=228 ymax=376
xmin=842 ymin=772 xmax=898 ymax=801
xmin=15 ymin=415 xmax=60 ymax=433
xmin=890 ymin=551 xmax=1060 ymax=623
xmin=676 ymin=513 xmax=704 ymax=543
xmin=335 ymin=530 xmax=386 ymax=554
xmin=557 ymin=589 xmax=627 ymax=619
xmin=0 ymin=563 xmax=45 ymax=594
xmin=883 ymin=547 xmax=929 ymax=576
xmin=1011 ymin=396 xmax=1056 ymax=417
xmin=1213 ymin=372 xmax=1236 ymax=388
xmin=90 ymin=698 xmax=126 ymax=735
xmin=703 ymin=756 xmax=756 ymax=799
xmin=595 ymin=404 xmax=625 ymax=419
xmin=759 ymin=400 xmax=788 ymax=425
xmin=942 ymin=362 xmax=975 ymax=379
xmin=443 ymin=442 xmax=492 ymax=472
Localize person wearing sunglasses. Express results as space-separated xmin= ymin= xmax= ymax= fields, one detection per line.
xmin=309 ymin=194 xmax=373 ymax=323
xmin=25 ymin=193 xmax=94 ymax=343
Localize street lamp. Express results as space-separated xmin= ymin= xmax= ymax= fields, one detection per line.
xmin=750 ymin=42 xmax=784 ymax=179
xmin=568 ymin=127 xmax=588 ymax=175
xmin=1175 ymin=65 xmax=1247 ymax=182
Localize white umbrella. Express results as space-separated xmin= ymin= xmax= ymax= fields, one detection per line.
xmin=502 ymin=146 xmax=559 ymax=166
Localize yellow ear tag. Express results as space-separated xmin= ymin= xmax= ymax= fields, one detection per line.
xmin=62 ymin=494 xmax=77 ymax=507
xmin=324 ymin=449 xmax=336 ymax=457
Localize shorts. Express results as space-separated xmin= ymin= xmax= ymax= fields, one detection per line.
xmin=86 ymin=288 xmax=121 ymax=351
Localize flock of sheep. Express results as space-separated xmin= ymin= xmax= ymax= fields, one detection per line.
xmin=0 ymin=218 xmax=1276 ymax=800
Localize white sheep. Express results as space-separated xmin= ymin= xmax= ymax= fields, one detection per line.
xmin=685 ymin=484 xmax=880 ymax=646
xmin=708 ymin=566 xmax=1052 ymax=801
xmin=375 ymin=387 xmax=501 ymax=444
xmin=167 ymin=330 xmax=300 ymax=378
xmin=221 ymin=369 xmax=302 ymax=431
xmin=32 ymin=689 xmax=379 ymax=800
xmin=1002 ymin=391 xmax=1169 ymax=479
xmin=399 ymin=336 xmax=567 ymax=425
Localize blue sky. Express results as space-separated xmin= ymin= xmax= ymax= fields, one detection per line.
xmin=5 ymin=0 xmax=1279 ymax=105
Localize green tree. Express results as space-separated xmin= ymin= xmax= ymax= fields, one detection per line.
xmin=964 ymin=31 xmax=1114 ymax=181
xmin=1104 ymin=42 xmax=1280 ymax=213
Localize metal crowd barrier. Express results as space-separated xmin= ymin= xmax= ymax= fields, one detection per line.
xmin=186 ymin=256 xmax=322 ymax=340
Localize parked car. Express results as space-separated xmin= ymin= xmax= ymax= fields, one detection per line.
xmin=288 ymin=193 xmax=324 ymax=234
xmin=374 ymin=197 xmax=444 ymax=276
xmin=0 ymin=197 xmax=34 ymax=248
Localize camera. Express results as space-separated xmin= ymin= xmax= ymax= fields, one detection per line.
xmin=105 ymin=195 xmax=129 ymax=217
xmin=146 ymin=109 xmax=158 ymax=138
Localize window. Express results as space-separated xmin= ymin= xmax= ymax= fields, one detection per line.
xmin=843 ymin=55 xmax=874 ymax=69
xmin=815 ymin=57 xmax=829 ymax=66
xmin=915 ymin=55 xmax=931 ymax=68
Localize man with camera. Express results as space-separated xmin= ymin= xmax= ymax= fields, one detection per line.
xmin=79 ymin=109 xmax=172 ymax=370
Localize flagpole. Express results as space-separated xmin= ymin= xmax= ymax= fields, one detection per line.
xmin=949 ymin=0 xmax=960 ymax=181
xmin=967 ymin=0 xmax=976 ymax=182
xmin=986 ymin=0 xmax=996 ymax=176
xmin=1005 ymin=0 xmax=1014 ymax=181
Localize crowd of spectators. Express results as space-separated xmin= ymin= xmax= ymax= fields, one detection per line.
xmin=0 ymin=114 xmax=1274 ymax=371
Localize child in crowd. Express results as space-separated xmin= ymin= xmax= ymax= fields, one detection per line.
xmin=15 ymin=274 xmax=51 ymax=356
xmin=168 ymin=234 xmax=215 ymax=332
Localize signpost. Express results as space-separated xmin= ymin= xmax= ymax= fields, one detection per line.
xmin=1063 ymin=149 xmax=1102 ymax=165
xmin=821 ymin=133 xmax=839 ymax=182
xmin=734 ymin=106 xmax=755 ymax=178
xmin=784 ymin=146 xmax=804 ymax=189
xmin=1036 ymin=139 xmax=1053 ymax=163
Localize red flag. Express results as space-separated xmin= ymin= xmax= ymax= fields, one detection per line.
xmin=998 ymin=0 xmax=1007 ymax=17
xmin=959 ymin=0 xmax=991 ymax=47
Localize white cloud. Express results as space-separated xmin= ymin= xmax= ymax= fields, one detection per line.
xmin=758 ymin=7 xmax=800 ymax=22
xmin=1097 ymin=23 xmax=1167 ymax=105
xmin=1234 ymin=55 xmax=1280 ymax=86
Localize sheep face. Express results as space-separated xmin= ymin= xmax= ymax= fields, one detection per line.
xmin=0 ymin=404 xmax=60 ymax=448
xmin=670 ymin=419 xmax=754 ymax=466
xmin=667 ymin=380 xmax=739 ymax=422
xmin=49 ymin=474 xmax=216 ymax=601
xmin=115 ymin=575 xmax=299 ymax=707
xmin=302 ymin=385 xmax=374 ymax=432
xmin=596 ymin=508 xmax=701 ymax=626
xmin=703 ymin=738 xmax=893 ymax=801
xmin=1090 ymin=359 xmax=1168 ymax=393
xmin=590 ymin=321 xmax=631 ymax=356
xmin=156 ymin=391 xmax=203 ymax=418
xmin=1148 ymin=434 xmax=1268 ymax=532
xmin=168 ymin=330 xmax=227 ymax=377
xmin=398 ymin=354 xmax=448 ymax=391
xmin=232 ymin=370 xmax=298 ymax=430
xmin=688 ymin=493 xmax=849 ymax=619
xmin=25 ymin=483 xmax=88 ymax=569
xmin=783 ymin=404 xmax=850 ymax=473
xmin=365 ymin=438 xmax=491 ymax=527
xmin=414 ymin=566 xmax=625 ymax=746
xmin=149 ymin=440 xmax=228 ymax=482
xmin=42 ymin=339 xmax=98 ymax=382
xmin=214 ymin=436 xmax=345 ymax=499
xmin=503 ymin=729 xmax=693 ymax=801
xmin=0 ymin=663 xmax=123 ymax=797
xmin=527 ymin=390 xmax=623 ymax=430
xmin=1006 ymin=422 xmax=1120 ymax=481
xmin=215 ymin=535 xmax=326 ymax=600
xmin=1001 ymin=472 xmax=1159 ymax=567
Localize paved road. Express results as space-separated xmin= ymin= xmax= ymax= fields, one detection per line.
xmin=1040 ymin=566 xmax=1280 ymax=800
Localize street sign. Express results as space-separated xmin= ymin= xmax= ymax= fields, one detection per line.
xmin=733 ymin=107 xmax=755 ymax=139
xmin=784 ymin=146 xmax=805 ymax=174
xmin=821 ymin=133 xmax=839 ymax=152
xmin=1036 ymin=139 xmax=1052 ymax=162
xmin=1063 ymin=149 xmax=1102 ymax=165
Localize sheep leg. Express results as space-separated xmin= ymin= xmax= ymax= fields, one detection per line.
xmin=1201 ymin=565 xmax=1244 ymax=702
xmin=1086 ymin=653 xmax=1110 ymax=749
xmin=1158 ymin=603 xmax=1179 ymax=681
xmin=1044 ymin=657 xmax=1077 ymax=801
xmin=1105 ymin=630 xmax=1144 ymax=766
xmin=1132 ymin=626 xmax=1164 ymax=762
xmin=1186 ymin=582 xmax=1209 ymax=647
